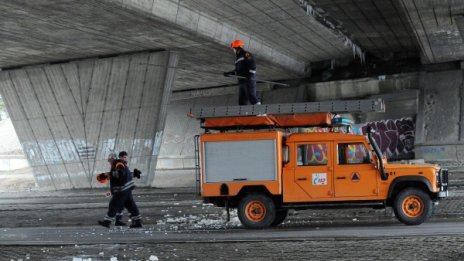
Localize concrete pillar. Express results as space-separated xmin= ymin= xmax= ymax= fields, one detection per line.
xmin=415 ymin=70 xmax=464 ymax=165
xmin=0 ymin=51 xmax=178 ymax=190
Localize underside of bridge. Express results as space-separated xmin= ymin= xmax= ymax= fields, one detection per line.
xmin=1 ymin=0 xmax=464 ymax=188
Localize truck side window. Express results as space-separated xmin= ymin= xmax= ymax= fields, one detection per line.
xmin=297 ymin=144 xmax=328 ymax=166
xmin=338 ymin=143 xmax=370 ymax=165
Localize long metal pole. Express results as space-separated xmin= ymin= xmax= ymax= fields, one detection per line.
xmin=226 ymin=75 xmax=289 ymax=86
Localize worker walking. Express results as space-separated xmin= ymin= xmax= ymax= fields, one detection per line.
xmin=97 ymin=151 xmax=142 ymax=228
xmin=224 ymin=39 xmax=261 ymax=105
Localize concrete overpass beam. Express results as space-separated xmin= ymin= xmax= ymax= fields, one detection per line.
xmin=0 ymin=51 xmax=178 ymax=189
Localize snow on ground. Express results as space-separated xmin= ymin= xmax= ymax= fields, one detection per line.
xmin=154 ymin=207 xmax=242 ymax=231
xmin=71 ymin=254 xmax=159 ymax=261
xmin=0 ymin=167 xmax=35 ymax=191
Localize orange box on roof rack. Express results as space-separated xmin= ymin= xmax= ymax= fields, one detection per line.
xmin=202 ymin=113 xmax=332 ymax=129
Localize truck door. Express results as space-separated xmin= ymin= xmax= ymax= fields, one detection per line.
xmin=333 ymin=142 xmax=378 ymax=197
xmin=294 ymin=142 xmax=333 ymax=199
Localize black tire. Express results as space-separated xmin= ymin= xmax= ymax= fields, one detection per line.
xmin=271 ymin=209 xmax=288 ymax=227
xmin=238 ymin=194 xmax=276 ymax=228
xmin=393 ymin=187 xmax=432 ymax=225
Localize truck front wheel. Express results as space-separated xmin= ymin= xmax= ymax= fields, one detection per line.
xmin=393 ymin=187 xmax=432 ymax=225
xmin=238 ymin=194 xmax=276 ymax=228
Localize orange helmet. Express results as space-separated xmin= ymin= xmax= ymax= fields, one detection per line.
xmin=230 ymin=39 xmax=244 ymax=49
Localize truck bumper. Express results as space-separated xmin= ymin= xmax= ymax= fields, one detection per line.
xmin=437 ymin=191 xmax=449 ymax=198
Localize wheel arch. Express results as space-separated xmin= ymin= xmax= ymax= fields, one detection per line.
xmin=386 ymin=176 xmax=433 ymax=206
xmin=206 ymin=185 xmax=280 ymax=208
xmin=233 ymin=185 xmax=281 ymax=207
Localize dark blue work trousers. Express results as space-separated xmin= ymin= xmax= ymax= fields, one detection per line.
xmin=238 ymin=78 xmax=259 ymax=105
xmin=107 ymin=189 xmax=140 ymax=219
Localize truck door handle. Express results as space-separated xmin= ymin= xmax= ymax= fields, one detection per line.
xmin=297 ymin=178 xmax=307 ymax=181
xmin=336 ymin=177 xmax=346 ymax=180
xmin=233 ymin=178 xmax=247 ymax=181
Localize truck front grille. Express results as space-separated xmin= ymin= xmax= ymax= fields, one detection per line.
xmin=439 ymin=169 xmax=449 ymax=191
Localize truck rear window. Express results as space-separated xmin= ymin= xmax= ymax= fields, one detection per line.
xmin=297 ymin=144 xmax=328 ymax=166
xmin=338 ymin=143 xmax=370 ymax=164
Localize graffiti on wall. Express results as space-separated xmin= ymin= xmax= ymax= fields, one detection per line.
xmin=302 ymin=117 xmax=416 ymax=161
xmin=357 ymin=118 xmax=415 ymax=160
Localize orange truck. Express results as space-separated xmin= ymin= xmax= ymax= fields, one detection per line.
xmin=195 ymin=113 xmax=449 ymax=228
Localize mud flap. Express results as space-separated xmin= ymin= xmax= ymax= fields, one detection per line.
xmin=225 ymin=200 xmax=230 ymax=222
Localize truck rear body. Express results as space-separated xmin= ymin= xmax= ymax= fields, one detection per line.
xmin=200 ymin=131 xmax=284 ymax=198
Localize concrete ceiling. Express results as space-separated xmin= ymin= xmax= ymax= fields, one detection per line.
xmin=311 ymin=0 xmax=418 ymax=56
xmin=0 ymin=0 xmax=464 ymax=92
xmin=180 ymin=0 xmax=353 ymax=62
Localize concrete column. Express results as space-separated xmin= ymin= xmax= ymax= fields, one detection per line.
xmin=415 ymin=70 xmax=464 ymax=165
xmin=0 ymin=51 xmax=178 ymax=190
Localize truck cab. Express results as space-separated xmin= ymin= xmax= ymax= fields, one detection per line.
xmin=282 ymin=131 xmax=448 ymax=225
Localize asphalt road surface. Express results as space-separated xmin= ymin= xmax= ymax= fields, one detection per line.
xmin=1 ymin=187 xmax=463 ymax=260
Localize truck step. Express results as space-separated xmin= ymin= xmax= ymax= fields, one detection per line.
xmin=281 ymin=201 xmax=385 ymax=210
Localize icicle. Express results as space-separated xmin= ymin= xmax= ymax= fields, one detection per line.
xmin=307 ymin=4 xmax=314 ymax=16
xmin=344 ymin=37 xmax=352 ymax=48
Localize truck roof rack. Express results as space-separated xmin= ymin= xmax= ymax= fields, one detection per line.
xmin=189 ymin=98 xmax=385 ymax=119
xmin=189 ymin=98 xmax=383 ymax=130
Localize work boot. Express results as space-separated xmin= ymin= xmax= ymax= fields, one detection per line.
xmin=129 ymin=219 xmax=142 ymax=228
xmin=97 ymin=219 xmax=111 ymax=228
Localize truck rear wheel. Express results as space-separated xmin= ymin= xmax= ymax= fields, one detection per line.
xmin=393 ymin=187 xmax=432 ymax=225
xmin=238 ymin=194 xmax=276 ymax=228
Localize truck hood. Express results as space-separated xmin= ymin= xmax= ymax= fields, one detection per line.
xmin=384 ymin=163 xmax=439 ymax=171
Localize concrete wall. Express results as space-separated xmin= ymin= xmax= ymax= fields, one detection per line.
xmin=306 ymin=73 xmax=420 ymax=122
xmin=155 ymin=73 xmax=422 ymax=187
xmin=154 ymin=85 xmax=307 ymax=187
xmin=0 ymin=51 xmax=178 ymax=190
xmin=306 ymin=70 xmax=464 ymax=167
xmin=139 ymin=69 xmax=464 ymax=187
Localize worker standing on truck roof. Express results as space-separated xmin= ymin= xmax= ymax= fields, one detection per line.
xmin=97 ymin=151 xmax=142 ymax=228
xmin=224 ymin=39 xmax=261 ymax=105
